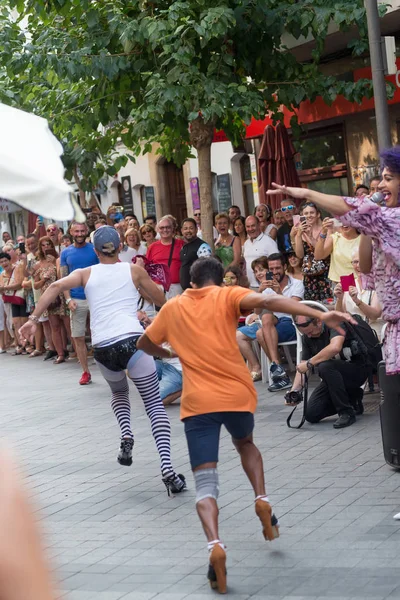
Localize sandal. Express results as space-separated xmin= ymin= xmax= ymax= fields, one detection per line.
xmin=250 ymin=371 xmax=262 ymax=382
xmin=53 ymin=356 xmax=65 ymax=364
xmin=12 ymin=346 xmax=23 ymax=356
xmin=29 ymin=350 xmax=43 ymax=357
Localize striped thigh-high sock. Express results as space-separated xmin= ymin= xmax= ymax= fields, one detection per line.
xmin=109 ymin=379 xmax=133 ymax=439
xmin=131 ymin=371 xmax=174 ymax=477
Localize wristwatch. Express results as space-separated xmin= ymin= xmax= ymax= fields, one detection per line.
xmin=66 ymin=298 xmax=72 ymax=305
xmin=28 ymin=315 xmax=39 ymax=324
xmin=306 ymin=359 xmax=314 ymax=371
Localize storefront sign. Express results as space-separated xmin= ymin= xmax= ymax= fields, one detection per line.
xmin=121 ymin=176 xmax=134 ymax=214
xmin=190 ymin=177 xmax=200 ymax=211
xmin=217 ymin=174 xmax=232 ymax=212
xmin=0 ymin=197 xmax=20 ymax=213
xmin=144 ymin=186 xmax=156 ymax=215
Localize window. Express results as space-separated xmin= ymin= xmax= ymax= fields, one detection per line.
xmin=293 ymin=125 xmax=350 ymax=195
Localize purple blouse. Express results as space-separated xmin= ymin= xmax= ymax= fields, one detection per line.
xmin=338 ymin=196 xmax=400 ymax=374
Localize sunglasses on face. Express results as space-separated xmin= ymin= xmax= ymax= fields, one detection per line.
xmin=281 ymin=205 xmax=294 ymax=212
xmin=194 ymin=213 xmax=201 ymax=217
xmin=296 ymin=318 xmax=316 ymax=329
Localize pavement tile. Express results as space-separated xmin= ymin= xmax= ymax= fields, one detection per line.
xmin=2 ymin=355 xmax=400 ymax=599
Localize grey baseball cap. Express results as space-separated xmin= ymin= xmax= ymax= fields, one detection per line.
xmin=93 ymin=226 xmax=120 ymax=255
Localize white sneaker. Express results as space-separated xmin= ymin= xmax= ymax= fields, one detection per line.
xmin=393 ymin=512 xmax=400 ymax=520
xmin=0 ymin=348 xmax=6 ymax=354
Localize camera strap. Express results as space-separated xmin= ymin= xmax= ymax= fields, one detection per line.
xmin=286 ymin=373 xmax=308 ymax=429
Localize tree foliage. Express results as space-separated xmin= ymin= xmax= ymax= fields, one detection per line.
xmin=0 ymin=0 xmax=379 ymax=237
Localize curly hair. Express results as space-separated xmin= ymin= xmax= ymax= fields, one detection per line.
xmin=380 ymin=146 xmax=400 ymax=175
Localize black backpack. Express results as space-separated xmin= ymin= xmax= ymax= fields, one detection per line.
xmin=344 ymin=314 xmax=383 ymax=371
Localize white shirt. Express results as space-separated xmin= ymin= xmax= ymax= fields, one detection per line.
xmin=244 ymin=233 xmax=278 ymax=287
xmin=119 ymin=244 xmax=147 ymax=263
xmin=84 ymin=262 xmax=143 ymax=346
xmin=262 ymin=275 xmax=304 ymax=319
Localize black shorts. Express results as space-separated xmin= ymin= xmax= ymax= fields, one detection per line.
xmin=93 ymin=335 xmax=140 ymax=372
xmin=11 ymin=302 xmax=28 ymax=318
xmin=183 ymin=411 xmax=255 ymax=469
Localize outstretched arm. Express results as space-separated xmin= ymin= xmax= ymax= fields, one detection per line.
xmin=240 ymin=293 xmax=355 ymax=335
xmin=19 ymin=270 xmax=84 ymax=342
xmin=267 ymin=183 xmax=350 ymax=216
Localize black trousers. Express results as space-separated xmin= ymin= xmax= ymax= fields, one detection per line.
xmin=305 ymin=360 xmax=368 ymax=423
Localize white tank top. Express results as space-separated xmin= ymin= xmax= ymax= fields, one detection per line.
xmin=84 ymin=262 xmax=143 ymax=346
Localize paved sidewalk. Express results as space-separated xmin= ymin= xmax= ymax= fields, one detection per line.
xmin=2 ymin=352 xmax=400 ymax=600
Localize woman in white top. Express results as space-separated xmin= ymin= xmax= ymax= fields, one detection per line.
xmin=119 ymin=228 xmax=147 ymax=263
xmin=254 ymin=204 xmax=277 ymax=240
xmin=334 ymin=249 xmax=384 ymax=340
xmin=314 ymin=218 xmax=360 ymax=284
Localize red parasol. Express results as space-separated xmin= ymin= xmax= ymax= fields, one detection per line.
xmin=273 ymin=123 xmax=302 ymax=209
xmin=257 ymin=125 xmax=276 ymax=209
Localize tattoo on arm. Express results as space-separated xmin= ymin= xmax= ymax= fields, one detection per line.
xmin=60 ymin=265 xmax=69 ymax=279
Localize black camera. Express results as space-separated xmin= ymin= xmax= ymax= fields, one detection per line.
xmin=284 ymin=389 xmax=303 ymax=406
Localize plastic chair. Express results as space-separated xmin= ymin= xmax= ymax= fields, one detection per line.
xmin=260 ymin=300 xmax=329 ymax=385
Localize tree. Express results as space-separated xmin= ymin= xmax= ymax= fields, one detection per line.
xmin=1 ymin=0 xmax=378 ymax=244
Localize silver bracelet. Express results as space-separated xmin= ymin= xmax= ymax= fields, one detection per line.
xmin=28 ymin=315 xmax=39 ymax=324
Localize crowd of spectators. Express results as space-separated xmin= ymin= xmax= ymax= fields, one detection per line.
xmin=0 ymin=176 xmax=385 ymax=410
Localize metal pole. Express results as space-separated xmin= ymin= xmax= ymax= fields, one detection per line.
xmin=365 ymin=0 xmax=392 ymax=151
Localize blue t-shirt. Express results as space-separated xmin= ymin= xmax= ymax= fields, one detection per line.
xmin=60 ymin=243 xmax=99 ymax=299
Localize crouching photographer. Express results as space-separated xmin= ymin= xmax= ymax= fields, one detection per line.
xmin=285 ymin=314 xmax=368 ymax=429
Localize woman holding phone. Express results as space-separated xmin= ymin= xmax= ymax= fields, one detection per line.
xmin=290 ymin=202 xmax=331 ymax=303
xmin=314 ymin=219 xmax=360 ymax=284
xmin=334 ymin=249 xmax=384 ymax=340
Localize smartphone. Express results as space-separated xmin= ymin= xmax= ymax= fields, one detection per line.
xmin=18 ymin=242 xmax=25 ymax=254
xmin=292 ymin=215 xmax=300 ymax=226
xmin=265 ymin=272 xmax=274 ymax=281
xmin=340 ymin=273 xmax=356 ymax=292
xmin=37 ymin=216 xmax=44 ymax=225
xmin=332 ymin=218 xmax=342 ymax=228
xmin=300 ymin=215 xmax=307 ymax=224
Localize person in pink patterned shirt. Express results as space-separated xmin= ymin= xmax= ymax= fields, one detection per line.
xmin=267 ymin=146 xmax=400 ymax=377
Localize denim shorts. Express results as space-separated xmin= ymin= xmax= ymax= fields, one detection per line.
xmin=183 ymin=411 xmax=255 ymax=469
xmin=155 ymin=360 xmax=182 ymax=400
xmin=240 ymin=317 xmax=295 ymax=343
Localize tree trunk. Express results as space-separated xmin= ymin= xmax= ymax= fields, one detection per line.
xmin=189 ymin=117 xmax=215 ymax=249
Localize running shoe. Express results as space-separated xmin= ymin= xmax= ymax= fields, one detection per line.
xmin=208 ymin=544 xmax=227 ymax=594
xmin=270 ymin=362 xmax=287 ymax=382
xmin=79 ymin=371 xmax=92 ymax=385
xmin=255 ymin=498 xmax=280 ymax=541
xmin=162 ymin=473 xmax=186 ymax=496
xmin=268 ymin=377 xmax=292 ymax=392
xmin=117 ymin=438 xmax=134 ymax=466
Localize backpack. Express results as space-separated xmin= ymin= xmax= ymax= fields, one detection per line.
xmin=344 ymin=314 xmax=383 ymax=372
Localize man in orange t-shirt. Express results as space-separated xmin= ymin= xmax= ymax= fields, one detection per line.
xmin=137 ymin=257 xmax=354 ymax=593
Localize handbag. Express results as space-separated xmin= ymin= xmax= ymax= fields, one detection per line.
xmin=302 ymin=254 xmax=328 ymax=276
xmin=2 ymin=268 xmax=25 ymax=305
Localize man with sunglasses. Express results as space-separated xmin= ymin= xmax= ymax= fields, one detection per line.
xmin=287 ymin=313 xmax=368 ymax=429
xmin=277 ymin=198 xmax=297 ymax=254
xmin=193 ymin=210 xmax=218 ymax=242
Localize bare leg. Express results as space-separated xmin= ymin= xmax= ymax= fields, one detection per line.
xmin=0 ymin=329 xmax=4 ymax=349
xmin=74 ymin=336 xmax=89 ymax=372
xmin=162 ymin=391 xmax=181 ymax=406
xmin=42 ymin=320 xmax=55 ymax=351
xmin=232 ymin=434 xmax=266 ymax=496
xmin=260 ymin=313 xmax=280 ymax=363
xmin=236 ymin=331 xmax=261 ymax=372
xmin=48 ymin=315 xmax=65 ymax=358
xmin=34 ymin=323 xmax=45 ymax=352
xmin=233 ymin=433 xmax=278 ymax=541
